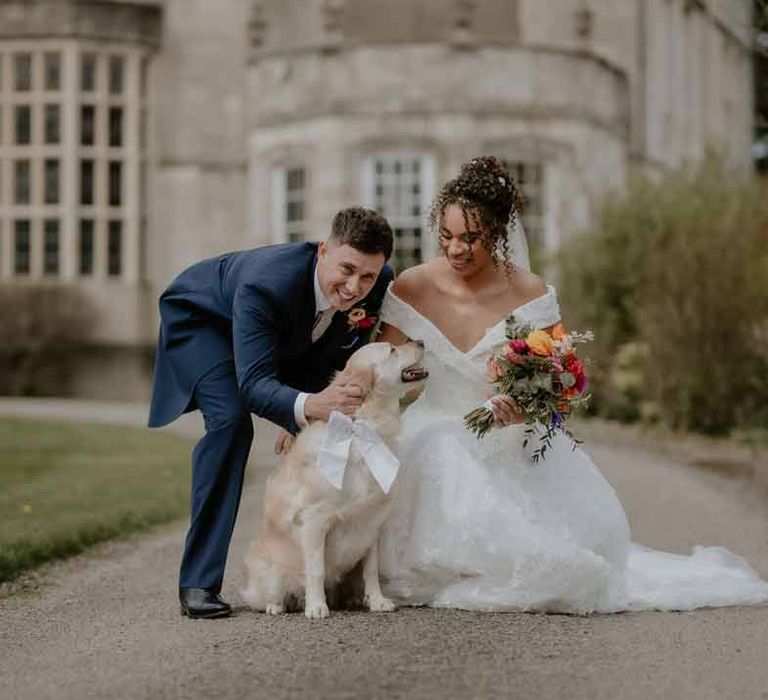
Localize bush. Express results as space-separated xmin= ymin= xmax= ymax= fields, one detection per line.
xmin=558 ymin=157 xmax=768 ymax=434
xmin=0 ymin=285 xmax=96 ymax=396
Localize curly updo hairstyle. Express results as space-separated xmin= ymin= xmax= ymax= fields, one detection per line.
xmin=428 ymin=156 xmax=520 ymax=274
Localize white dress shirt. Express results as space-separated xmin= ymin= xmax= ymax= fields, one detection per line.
xmin=293 ymin=269 xmax=336 ymax=428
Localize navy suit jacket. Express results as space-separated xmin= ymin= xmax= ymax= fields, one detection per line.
xmin=148 ymin=242 xmax=393 ymax=434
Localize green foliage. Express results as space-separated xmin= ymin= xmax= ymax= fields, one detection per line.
xmin=0 ymin=418 xmax=193 ymax=582
xmin=558 ymin=157 xmax=768 ymax=434
xmin=0 ymin=285 xmax=96 ymax=395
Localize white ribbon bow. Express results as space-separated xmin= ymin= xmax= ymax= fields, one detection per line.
xmin=317 ymin=411 xmax=400 ymax=493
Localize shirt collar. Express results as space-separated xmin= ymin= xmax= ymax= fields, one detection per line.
xmin=313 ymin=266 xmax=332 ymax=312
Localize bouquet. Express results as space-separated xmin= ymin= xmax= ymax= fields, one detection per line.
xmin=463 ymin=316 xmax=593 ymax=462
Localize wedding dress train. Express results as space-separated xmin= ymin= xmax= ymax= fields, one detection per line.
xmin=378 ymin=285 xmax=768 ymax=613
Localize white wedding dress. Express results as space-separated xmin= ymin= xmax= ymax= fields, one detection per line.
xmin=378 ymin=284 xmax=768 ymax=613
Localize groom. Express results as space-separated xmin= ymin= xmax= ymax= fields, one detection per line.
xmin=148 ymin=207 xmax=394 ymax=619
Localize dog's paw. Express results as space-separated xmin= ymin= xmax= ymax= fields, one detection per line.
xmin=365 ymin=594 xmax=396 ymax=613
xmin=265 ymin=602 xmax=284 ymax=615
xmin=305 ymin=600 xmax=330 ymax=619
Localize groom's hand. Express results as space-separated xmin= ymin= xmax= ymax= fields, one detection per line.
xmin=274 ymin=429 xmax=295 ymax=455
xmin=304 ymin=383 xmax=364 ymax=422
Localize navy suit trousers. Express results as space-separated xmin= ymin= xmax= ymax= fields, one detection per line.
xmin=179 ymin=361 xmax=253 ymax=591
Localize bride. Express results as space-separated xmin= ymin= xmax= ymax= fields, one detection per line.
xmin=376 ymin=156 xmax=768 ymax=613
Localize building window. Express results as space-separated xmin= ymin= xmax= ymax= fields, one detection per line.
xmin=80 ymin=160 xmax=94 ymax=205
xmin=0 ymin=44 xmax=147 ymax=283
xmin=79 ymin=219 xmax=94 ymax=275
xmin=14 ymin=160 xmax=31 ymax=205
xmin=44 ymin=159 xmax=60 ymax=205
xmin=43 ymin=219 xmax=59 ymax=275
xmin=109 ymin=107 xmax=123 ymax=147
xmin=14 ymin=220 xmax=31 ymax=275
xmin=108 ymin=220 xmax=122 ymax=276
xmin=499 ymin=160 xmax=545 ymax=260
xmin=44 ymin=105 xmax=61 ymax=144
xmin=14 ymin=53 xmax=32 ymax=91
xmin=81 ymin=54 xmax=97 ymax=92
xmin=81 ymin=105 xmax=95 ymax=146
xmin=109 ymin=56 xmax=124 ymax=95
xmin=363 ymin=153 xmax=435 ymax=271
xmin=15 ymin=105 xmax=31 ymax=144
xmin=271 ymin=165 xmax=308 ymax=243
xmin=108 ymin=161 xmax=122 ymax=206
xmin=44 ymin=52 xmax=61 ymax=91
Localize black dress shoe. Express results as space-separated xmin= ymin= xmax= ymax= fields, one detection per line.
xmin=179 ymin=588 xmax=232 ymax=619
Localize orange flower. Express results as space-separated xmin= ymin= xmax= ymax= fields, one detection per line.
xmin=347 ymin=308 xmax=366 ymax=326
xmin=550 ymin=323 xmax=568 ymax=340
xmin=526 ymin=330 xmax=555 ymax=356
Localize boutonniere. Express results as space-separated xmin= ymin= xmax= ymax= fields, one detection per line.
xmin=346 ymin=307 xmax=377 ymax=330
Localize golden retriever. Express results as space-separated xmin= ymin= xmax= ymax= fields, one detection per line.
xmin=242 ymin=340 xmax=427 ymax=618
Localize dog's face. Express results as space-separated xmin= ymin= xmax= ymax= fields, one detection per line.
xmin=343 ymin=340 xmax=428 ymax=398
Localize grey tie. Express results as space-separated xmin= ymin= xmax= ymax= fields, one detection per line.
xmin=312 ymin=309 xmax=335 ymax=343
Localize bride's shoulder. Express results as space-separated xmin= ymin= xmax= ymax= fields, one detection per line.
xmin=506 ymin=268 xmax=550 ymax=305
xmin=390 ymin=262 xmax=436 ymax=305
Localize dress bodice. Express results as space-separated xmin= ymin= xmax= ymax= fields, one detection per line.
xmin=380 ymin=283 xmax=561 ymax=410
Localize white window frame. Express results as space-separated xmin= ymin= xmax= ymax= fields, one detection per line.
xmin=361 ymin=151 xmax=436 ymax=271
xmin=271 ymin=164 xmax=308 ymax=244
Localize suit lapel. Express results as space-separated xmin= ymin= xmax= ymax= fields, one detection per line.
xmin=287 ymin=245 xmax=319 ymax=354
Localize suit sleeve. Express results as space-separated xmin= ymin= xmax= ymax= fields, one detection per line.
xmin=232 ymin=283 xmax=301 ymax=434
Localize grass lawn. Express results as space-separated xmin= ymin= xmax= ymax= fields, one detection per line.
xmin=0 ymin=417 xmax=194 ymax=583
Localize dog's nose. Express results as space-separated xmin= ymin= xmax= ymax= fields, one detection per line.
xmin=414 ymin=339 xmax=424 ymax=348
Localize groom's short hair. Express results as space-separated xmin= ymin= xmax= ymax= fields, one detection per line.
xmin=330 ymin=207 xmax=393 ymax=261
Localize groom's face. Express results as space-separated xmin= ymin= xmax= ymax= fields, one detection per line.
xmin=316 ymin=239 xmax=386 ymax=311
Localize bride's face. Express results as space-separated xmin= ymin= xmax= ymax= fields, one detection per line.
xmin=438 ymin=204 xmax=493 ymax=276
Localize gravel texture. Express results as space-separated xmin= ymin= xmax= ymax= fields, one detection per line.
xmin=1 ymin=399 xmax=767 ymax=700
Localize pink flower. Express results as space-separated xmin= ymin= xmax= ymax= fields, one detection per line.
xmin=509 ymin=339 xmax=528 ymax=354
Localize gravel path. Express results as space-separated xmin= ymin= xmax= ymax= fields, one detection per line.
xmin=1 ymin=400 xmax=767 ymax=700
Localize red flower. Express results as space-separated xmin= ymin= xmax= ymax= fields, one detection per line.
xmin=358 ymin=316 xmax=376 ymax=329
xmin=347 ymin=307 xmax=376 ymax=330
xmin=562 ymin=352 xmax=587 ymax=394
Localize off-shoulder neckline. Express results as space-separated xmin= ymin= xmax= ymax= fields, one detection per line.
xmin=385 ymin=283 xmax=555 ymax=357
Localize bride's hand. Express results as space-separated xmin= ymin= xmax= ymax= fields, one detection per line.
xmin=490 ymin=395 xmax=525 ymax=428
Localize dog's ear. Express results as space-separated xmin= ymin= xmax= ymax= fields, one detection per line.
xmin=340 ymin=364 xmax=375 ymax=398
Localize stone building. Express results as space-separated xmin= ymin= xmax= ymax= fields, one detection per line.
xmin=0 ymin=0 xmax=755 ymax=398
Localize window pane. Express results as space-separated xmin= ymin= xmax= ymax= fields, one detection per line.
xmin=81 ymin=105 xmax=95 ymax=146
xmin=109 ymin=107 xmax=123 ymax=147
xmin=79 ymin=219 xmax=94 ymax=275
xmin=43 ymin=219 xmax=59 ymax=275
xmin=81 ymin=54 xmax=96 ymax=91
xmin=45 ymin=105 xmax=61 ymax=144
xmin=44 ymin=52 xmax=61 ymax=90
xmin=14 ymin=220 xmax=31 ymax=275
xmin=108 ymin=220 xmax=122 ymax=276
xmin=369 ymin=155 xmax=425 ymax=272
xmin=14 ymin=54 xmax=32 ymax=91
xmin=80 ymin=160 xmax=94 ymax=205
xmin=108 ymin=161 xmax=122 ymax=206
xmin=287 ymin=167 xmax=305 ymax=191
xmin=286 ymin=200 xmax=303 ymax=222
xmin=44 ymin=159 xmax=60 ymax=205
xmin=109 ymin=56 xmax=124 ymax=94
xmin=15 ymin=105 xmax=31 ymax=144
xmin=14 ymin=160 xmax=31 ymax=204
